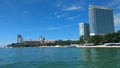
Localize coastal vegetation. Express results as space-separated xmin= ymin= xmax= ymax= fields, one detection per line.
xmin=7 ymin=40 xmax=80 ymax=47
xmin=81 ymin=30 xmax=120 ymax=45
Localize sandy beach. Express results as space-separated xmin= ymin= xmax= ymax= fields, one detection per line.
xmin=38 ymin=45 xmax=120 ymax=48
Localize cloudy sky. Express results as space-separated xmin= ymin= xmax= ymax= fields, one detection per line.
xmin=0 ymin=0 xmax=120 ymax=45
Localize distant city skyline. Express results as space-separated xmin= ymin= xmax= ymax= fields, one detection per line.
xmin=0 ymin=0 xmax=120 ymax=46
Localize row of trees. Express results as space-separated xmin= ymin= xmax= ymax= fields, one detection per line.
xmin=80 ymin=30 xmax=120 ymax=45
xmin=7 ymin=40 xmax=80 ymax=47
xmin=46 ymin=40 xmax=80 ymax=46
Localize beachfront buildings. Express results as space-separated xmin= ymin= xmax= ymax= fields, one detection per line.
xmin=79 ymin=23 xmax=90 ymax=39
xmin=17 ymin=35 xmax=55 ymax=45
xmin=89 ymin=5 xmax=114 ymax=36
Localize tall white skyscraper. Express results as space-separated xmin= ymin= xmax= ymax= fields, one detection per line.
xmin=89 ymin=5 xmax=114 ymax=36
xmin=79 ymin=23 xmax=90 ymax=39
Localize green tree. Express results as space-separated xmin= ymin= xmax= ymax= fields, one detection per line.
xmin=79 ymin=36 xmax=85 ymax=45
xmin=89 ymin=35 xmax=103 ymax=45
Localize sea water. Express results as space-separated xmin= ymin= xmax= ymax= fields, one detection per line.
xmin=0 ymin=47 xmax=120 ymax=68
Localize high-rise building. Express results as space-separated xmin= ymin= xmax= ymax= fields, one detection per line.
xmin=79 ymin=23 xmax=90 ymax=39
xmin=17 ymin=34 xmax=23 ymax=43
xmin=89 ymin=5 xmax=114 ymax=36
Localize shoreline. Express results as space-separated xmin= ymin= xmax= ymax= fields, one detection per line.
xmin=38 ymin=45 xmax=120 ymax=48
xmin=4 ymin=45 xmax=120 ymax=48
xmin=77 ymin=45 xmax=120 ymax=48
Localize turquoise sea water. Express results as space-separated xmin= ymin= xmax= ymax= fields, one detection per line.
xmin=0 ymin=47 xmax=120 ymax=68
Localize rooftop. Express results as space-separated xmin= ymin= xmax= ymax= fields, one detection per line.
xmin=89 ymin=5 xmax=113 ymax=10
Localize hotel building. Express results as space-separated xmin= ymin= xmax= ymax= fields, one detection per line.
xmin=89 ymin=5 xmax=114 ymax=36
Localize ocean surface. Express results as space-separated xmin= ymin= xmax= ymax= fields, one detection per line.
xmin=0 ymin=47 xmax=120 ymax=68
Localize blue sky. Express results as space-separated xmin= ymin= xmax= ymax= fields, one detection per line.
xmin=0 ymin=0 xmax=120 ymax=46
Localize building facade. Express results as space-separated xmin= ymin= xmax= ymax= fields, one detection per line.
xmin=89 ymin=5 xmax=114 ymax=36
xmin=79 ymin=23 xmax=90 ymax=39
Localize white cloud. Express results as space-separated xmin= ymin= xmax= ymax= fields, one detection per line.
xmin=55 ymin=0 xmax=84 ymax=19
xmin=63 ymin=5 xmax=82 ymax=11
xmin=55 ymin=12 xmax=80 ymax=20
xmin=66 ymin=15 xmax=80 ymax=20
xmin=107 ymin=0 xmax=120 ymax=6
xmin=56 ymin=13 xmax=69 ymax=18
xmin=114 ymin=13 xmax=120 ymax=26
xmin=56 ymin=0 xmax=84 ymax=11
